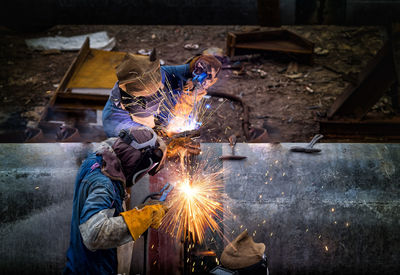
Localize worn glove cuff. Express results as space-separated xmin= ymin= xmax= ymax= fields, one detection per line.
xmin=120 ymin=204 xmax=166 ymax=240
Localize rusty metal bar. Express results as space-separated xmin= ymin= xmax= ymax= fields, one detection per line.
xmin=226 ymin=29 xmax=314 ymax=64
xmin=327 ymin=40 xmax=398 ymax=120
xmin=53 ymin=93 xmax=108 ymax=110
xmin=319 ymin=117 xmax=400 ymax=141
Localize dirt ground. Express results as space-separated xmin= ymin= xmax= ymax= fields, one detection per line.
xmin=0 ymin=25 xmax=396 ymax=143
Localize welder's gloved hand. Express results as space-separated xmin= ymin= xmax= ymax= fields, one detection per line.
xmin=189 ymin=55 xmax=221 ymax=90
xmin=120 ymin=204 xmax=168 ymax=240
xmin=136 ymin=199 xmax=165 ymax=210
xmin=166 ymin=137 xmax=201 ymax=158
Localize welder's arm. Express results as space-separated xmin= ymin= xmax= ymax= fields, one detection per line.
xmin=79 ymin=208 xmax=133 ymax=251
xmin=161 ymin=64 xmax=192 ymax=86
xmin=79 ymin=205 xmax=167 ymax=251
xmin=102 ymin=97 xmax=144 ymax=137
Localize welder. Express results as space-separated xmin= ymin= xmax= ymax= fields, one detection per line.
xmin=64 ymin=126 xmax=167 ymax=274
xmin=102 ymin=50 xmax=221 ymax=141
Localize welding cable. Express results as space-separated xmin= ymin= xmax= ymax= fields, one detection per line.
xmin=206 ymin=90 xmax=250 ymax=139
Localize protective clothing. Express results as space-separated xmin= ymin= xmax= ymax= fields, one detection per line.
xmin=102 ymin=64 xmax=191 ymax=138
xmin=112 ymin=126 xmax=165 ymax=184
xmin=64 ymin=153 xmax=125 ymax=275
xmin=120 ymin=204 xmax=167 ymax=240
xmin=171 ymin=54 xmax=221 ymax=116
xmin=79 ymin=208 xmax=132 ymax=251
xmin=64 ymin=133 xmax=166 ymax=275
xmin=116 ymin=53 xmax=162 ymax=97
xmin=190 ymin=54 xmax=222 ymax=77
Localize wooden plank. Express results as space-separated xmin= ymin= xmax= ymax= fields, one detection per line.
xmin=35 ymin=37 xmax=90 ymax=128
xmin=39 ymin=38 xmax=91 ymax=123
xmin=56 ymin=37 xmax=91 ymax=95
xmin=67 ymin=49 xmax=126 ymax=89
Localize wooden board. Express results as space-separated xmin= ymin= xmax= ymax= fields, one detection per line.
xmin=67 ymin=49 xmax=126 ymax=89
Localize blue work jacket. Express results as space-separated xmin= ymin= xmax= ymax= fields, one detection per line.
xmin=102 ymin=64 xmax=191 ymax=137
xmin=64 ymin=153 xmax=125 ymax=275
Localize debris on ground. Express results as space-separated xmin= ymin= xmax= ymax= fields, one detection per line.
xmin=251 ymin=68 xmax=267 ymax=78
xmin=25 ymin=31 xmax=116 ymax=51
xmin=314 ymin=47 xmax=329 ymax=56
xmin=1 ymin=25 xmax=393 ymax=143
xmin=184 ymin=43 xmax=199 ymax=50
xmin=284 ymin=62 xmax=303 ymax=79
xmin=137 ymin=49 xmax=152 ymax=55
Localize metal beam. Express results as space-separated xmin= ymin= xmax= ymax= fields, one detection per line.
xmin=327 ymin=40 xmax=398 ymax=119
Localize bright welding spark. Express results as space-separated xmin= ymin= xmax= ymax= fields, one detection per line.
xmin=160 ymin=157 xmax=225 ymax=244
xmin=166 ymin=115 xmax=200 ymax=134
xmin=162 ymin=85 xmax=226 ymax=136
xmin=121 ymin=69 xmax=225 ymax=137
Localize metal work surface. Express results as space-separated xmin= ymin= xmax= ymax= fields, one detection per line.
xmin=0 ymin=143 xmax=93 ymax=274
xmin=220 ymin=143 xmax=400 ymax=275
xmin=0 ymin=143 xmax=399 ymax=274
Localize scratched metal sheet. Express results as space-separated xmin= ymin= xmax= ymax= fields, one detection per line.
xmin=1 ymin=143 xmax=400 ymax=274
xmin=221 ymin=143 xmax=400 ymax=275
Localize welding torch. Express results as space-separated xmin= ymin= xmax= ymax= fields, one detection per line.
xmin=190 ymin=71 xmax=208 ymax=120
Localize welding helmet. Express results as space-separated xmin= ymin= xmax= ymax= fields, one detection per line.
xmin=112 ymin=126 xmax=166 ymax=186
xmin=116 ymin=50 xmax=162 ymax=97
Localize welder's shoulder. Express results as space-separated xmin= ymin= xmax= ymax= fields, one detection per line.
xmin=110 ymin=81 xmax=121 ymax=99
xmin=80 ymin=154 xmax=114 ymax=191
xmin=86 ymin=168 xmax=113 ymax=190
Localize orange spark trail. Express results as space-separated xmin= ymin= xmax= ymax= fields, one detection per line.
xmin=160 ymin=157 xmax=224 ymax=243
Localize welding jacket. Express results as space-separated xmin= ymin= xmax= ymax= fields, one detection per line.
xmin=64 ymin=149 xmax=132 ymax=275
xmin=102 ymin=64 xmax=191 ymax=137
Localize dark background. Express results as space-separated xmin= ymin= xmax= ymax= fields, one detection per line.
xmin=2 ymin=0 xmax=400 ymax=31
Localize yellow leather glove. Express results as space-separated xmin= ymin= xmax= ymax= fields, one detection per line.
xmin=120 ymin=204 xmax=167 ymax=240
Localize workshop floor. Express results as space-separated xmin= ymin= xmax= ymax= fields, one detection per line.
xmin=0 ymin=25 xmax=395 ymax=142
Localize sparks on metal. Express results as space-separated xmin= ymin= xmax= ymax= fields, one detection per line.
xmin=120 ymin=71 xmax=224 ymax=137
xmin=162 ymin=84 xmax=226 ymax=136
xmin=160 ymin=160 xmax=225 ymax=244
